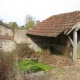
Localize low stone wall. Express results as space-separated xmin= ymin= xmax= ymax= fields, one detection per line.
xmin=14 ymin=30 xmax=28 ymax=43
xmin=28 ymin=43 xmax=41 ymax=51
xmin=27 ymin=36 xmax=42 ymax=51
xmin=2 ymin=40 xmax=16 ymax=52
xmin=0 ymin=25 xmax=13 ymax=36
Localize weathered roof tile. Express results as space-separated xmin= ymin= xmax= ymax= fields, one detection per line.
xmin=27 ymin=11 xmax=80 ymax=37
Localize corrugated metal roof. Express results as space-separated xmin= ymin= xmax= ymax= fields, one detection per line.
xmin=27 ymin=11 xmax=80 ymax=37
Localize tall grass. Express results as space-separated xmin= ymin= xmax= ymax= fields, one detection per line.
xmin=0 ymin=43 xmax=37 ymax=80
xmin=0 ymin=51 xmax=16 ymax=80
xmin=16 ymin=43 xmax=36 ymax=61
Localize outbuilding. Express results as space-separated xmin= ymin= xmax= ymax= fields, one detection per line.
xmin=27 ymin=11 xmax=80 ymax=63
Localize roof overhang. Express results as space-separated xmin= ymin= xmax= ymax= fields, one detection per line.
xmin=67 ymin=22 xmax=80 ymax=35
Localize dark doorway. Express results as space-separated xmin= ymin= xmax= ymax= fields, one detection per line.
xmin=77 ymin=30 xmax=80 ymax=58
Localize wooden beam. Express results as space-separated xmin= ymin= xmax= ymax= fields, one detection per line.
xmin=67 ymin=25 xmax=77 ymax=35
xmin=67 ymin=22 xmax=80 ymax=35
xmin=73 ymin=30 xmax=77 ymax=64
xmin=68 ymin=36 xmax=73 ymax=47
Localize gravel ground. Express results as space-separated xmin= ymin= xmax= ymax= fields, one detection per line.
xmin=45 ymin=60 xmax=80 ymax=80
xmin=22 ymin=50 xmax=80 ymax=80
xmin=38 ymin=52 xmax=80 ymax=80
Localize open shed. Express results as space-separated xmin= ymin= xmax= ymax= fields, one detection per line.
xmin=27 ymin=11 xmax=80 ymax=63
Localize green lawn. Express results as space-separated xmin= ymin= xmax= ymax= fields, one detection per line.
xmin=18 ymin=60 xmax=53 ymax=72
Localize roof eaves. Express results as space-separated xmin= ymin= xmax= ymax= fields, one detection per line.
xmin=67 ymin=22 xmax=80 ymax=35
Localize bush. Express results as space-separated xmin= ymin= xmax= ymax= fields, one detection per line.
xmin=16 ymin=43 xmax=36 ymax=61
xmin=0 ymin=52 xmax=16 ymax=80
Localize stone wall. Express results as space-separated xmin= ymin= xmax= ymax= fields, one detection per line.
xmin=2 ymin=40 xmax=16 ymax=52
xmin=27 ymin=35 xmax=50 ymax=51
xmin=0 ymin=40 xmax=16 ymax=52
xmin=0 ymin=29 xmax=30 ymax=52
xmin=14 ymin=30 xmax=28 ymax=43
xmin=0 ymin=25 xmax=13 ymax=36
xmin=0 ymin=24 xmax=72 ymax=54
xmin=0 ymin=25 xmax=16 ymax=52
xmin=13 ymin=30 xmax=41 ymax=51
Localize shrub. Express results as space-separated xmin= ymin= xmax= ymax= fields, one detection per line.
xmin=0 ymin=51 xmax=16 ymax=80
xmin=16 ymin=43 xmax=36 ymax=61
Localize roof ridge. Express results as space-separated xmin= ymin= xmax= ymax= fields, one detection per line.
xmin=45 ymin=11 xmax=80 ymax=21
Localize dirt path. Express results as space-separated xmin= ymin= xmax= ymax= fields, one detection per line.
xmin=38 ymin=52 xmax=80 ymax=80
xmin=22 ymin=50 xmax=80 ymax=80
xmin=45 ymin=60 xmax=80 ymax=80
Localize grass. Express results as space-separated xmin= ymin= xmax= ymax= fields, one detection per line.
xmin=18 ymin=60 xmax=53 ymax=72
xmin=0 ymin=52 xmax=16 ymax=80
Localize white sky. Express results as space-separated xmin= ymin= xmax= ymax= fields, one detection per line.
xmin=0 ymin=0 xmax=80 ymax=26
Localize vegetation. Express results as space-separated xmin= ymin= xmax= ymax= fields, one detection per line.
xmin=0 ymin=43 xmax=73 ymax=80
xmin=8 ymin=22 xmax=19 ymax=30
xmin=25 ymin=15 xmax=35 ymax=29
xmin=16 ymin=43 xmax=36 ymax=61
xmin=19 ymin=25 xmax=25 ymax=29
xmin=36 ymin=20 xmax=40 ymax=25
xmin=25 ymin=15 xmax=40 ymax=29
xmin=18 ymin=60 xmax=53 ymax=73
xmin=7 ymin=15 xmax=40 ymax=30
xmin=0 ymin=52 xmax=16 ymax=80
xmin=16 ymin=44 xmax=53 ymax=73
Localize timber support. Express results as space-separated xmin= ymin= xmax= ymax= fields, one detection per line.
xmin=73 ymin=29 xmax=78 ymax=63
xmin=68 ymin=35 xmax=73 ymax=47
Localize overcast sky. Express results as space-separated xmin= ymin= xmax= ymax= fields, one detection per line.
xmin=0 ymin=0 xmax=80 ymax=26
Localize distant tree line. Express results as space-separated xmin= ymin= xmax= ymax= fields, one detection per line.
xmin=7 ymin=15 xmax=40 ymax=30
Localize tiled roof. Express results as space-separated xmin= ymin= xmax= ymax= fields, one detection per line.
xmin=0 ymin=20 xmax=12 ymax=30
xmin=27 ymin=11 xmax=80 ymax=37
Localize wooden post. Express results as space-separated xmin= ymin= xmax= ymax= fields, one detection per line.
xmin=68 ymin=35 xmax=73 ymax=47
xmin=73 ymin=30 xmax=77 ymax=63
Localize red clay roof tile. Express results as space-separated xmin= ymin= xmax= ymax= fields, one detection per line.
xmin=27 ymin=11 xmax=80 ymax=37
